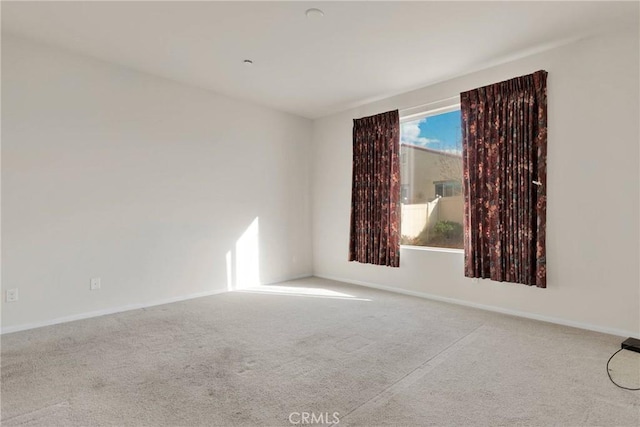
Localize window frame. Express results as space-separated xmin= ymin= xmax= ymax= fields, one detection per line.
xmin=400 ymin=103 xmax=461 ymax=125
xmin=399 ymin=100 xmax=464 ymax=253
xmin=434 ymin=180 xmax=462 ymax=198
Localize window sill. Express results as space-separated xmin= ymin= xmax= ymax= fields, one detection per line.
xmin=400 ymin=245 xmax=464 ymax=254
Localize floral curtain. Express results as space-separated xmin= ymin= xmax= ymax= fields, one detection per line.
xmin=349 ymin=110 xmax=401 ymax=267
xmin=461 ymin=70 xmax=547 ymax=287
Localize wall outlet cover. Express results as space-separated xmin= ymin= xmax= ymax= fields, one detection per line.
xmin=6 ymin=289 xmax=19 ymax=302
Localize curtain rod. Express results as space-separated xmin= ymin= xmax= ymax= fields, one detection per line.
xmin=398 ymin=95 xmax=460 ymax=114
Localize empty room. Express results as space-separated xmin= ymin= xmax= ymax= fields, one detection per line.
xmin=2 ymin=1 xmax=639 ymax=426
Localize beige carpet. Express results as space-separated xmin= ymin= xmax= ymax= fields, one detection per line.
xmin=2 ymin=277 xmax=639 ymax=426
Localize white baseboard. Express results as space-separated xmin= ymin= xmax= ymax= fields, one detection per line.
xmin=5 ymin=272 xmax=633 ymax=339
xmin=0 ymin=289 xmax=226 ymax=335
xmin=1 ymin=272 xmax=314 ymax=335
xmin=315 ymin=274 xmax=639 ymax=339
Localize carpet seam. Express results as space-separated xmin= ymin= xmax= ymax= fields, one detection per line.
xmin=332 ymin=323 xmax=485 ymax=426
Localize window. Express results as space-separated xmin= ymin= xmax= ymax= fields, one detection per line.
xmin=435 ymin=180 xmax=462 ymax=198
xmin=399 ymin=107 xmax=463 ymax=249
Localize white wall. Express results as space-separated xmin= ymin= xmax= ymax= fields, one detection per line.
xmin=2 ymin=35 xmax=313 ymax=331
xmin=312 ymin=28 xmax=640 ymax=337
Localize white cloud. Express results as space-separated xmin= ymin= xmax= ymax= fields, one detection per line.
xmin=400 ymin=118 xmax=439 ymax=147
xmin=440 ymin=148 xmax=463 ymax=156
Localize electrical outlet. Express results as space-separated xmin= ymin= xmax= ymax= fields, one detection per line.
xmin=6 ymin=289 xmax=19 ymax=302
xmin=90 ymin=278 xmax=101 ymax=291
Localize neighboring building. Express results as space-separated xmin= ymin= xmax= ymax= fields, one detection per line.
xmin=400 ymin=143 xmax=462 ymax=204
xmin=400 ymin=143 xmax=464 ymax=240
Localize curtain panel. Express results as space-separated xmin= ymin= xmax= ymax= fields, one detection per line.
xmin=461 ymin=70 xmax=547 ymax=287
xmin=349 ymin=110 xmax=401 ymax=267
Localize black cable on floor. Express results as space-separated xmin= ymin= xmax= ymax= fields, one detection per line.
xmin=607 ymin=348 xmax=640 ymax=391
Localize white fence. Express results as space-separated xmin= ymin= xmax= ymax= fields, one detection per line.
xmin=401 ymin=198 xmax=440 ymax=239
xmin=401 ymin=196 xmax=463 ymax=239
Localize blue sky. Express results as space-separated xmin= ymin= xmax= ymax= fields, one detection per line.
xmin=401 ymin=109 xmax=462 ymax=154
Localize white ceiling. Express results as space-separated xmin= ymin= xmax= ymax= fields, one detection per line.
xmin=2 ymin=1 xmax=638 ymax=119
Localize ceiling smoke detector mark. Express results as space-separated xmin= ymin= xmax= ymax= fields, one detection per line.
xmin=243 ymin=59 xmax=254 ymax=66
xmin=305 ymin=8 xmax=324 ymax=19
